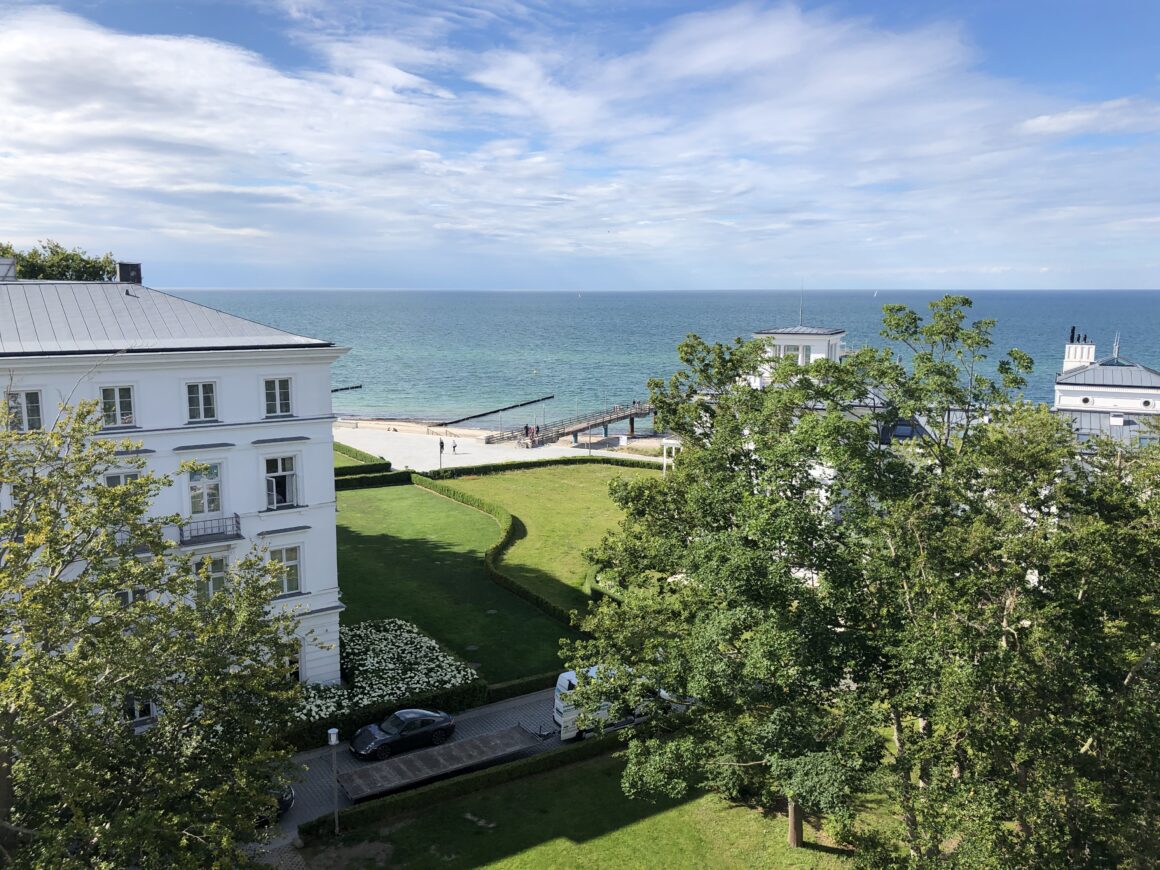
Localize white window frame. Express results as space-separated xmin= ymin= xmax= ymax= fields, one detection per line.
xmin=100 ymin=385 xmax=136 ymax=428
xmin=123 ymin=693 xmax=155 ymax=723
xmin=188 ymin=462 xmax=224 ymax=517
xmin=196 ymin=553 xmax=229 ymax=599
xmin=269 ymin=544 xmax=302 ymax=595
xmin=115 ymin=585 xmax=148 ymax=607
xmin=263 ymin=377 xmax=293 ymax=417
xmin=105 ymin=470 xmax=141 ymax=488
xmin=185 ymin=381 xmax=218 ymax=423
xmin=264 ymin=455 xmax=299 ymax=509
xmin=5 ymin=389 xmax=43 ymax=432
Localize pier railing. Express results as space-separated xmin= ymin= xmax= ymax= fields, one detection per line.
xmin=484 ymin=401 xmax=653 ymax=445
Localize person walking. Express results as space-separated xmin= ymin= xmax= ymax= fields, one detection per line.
xmin=451 ymin=439 xmax=457 ymax=455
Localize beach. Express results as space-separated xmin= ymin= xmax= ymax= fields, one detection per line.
xmin=333 ymin=418 xmax=664 ymax=474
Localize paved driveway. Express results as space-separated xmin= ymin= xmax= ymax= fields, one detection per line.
xmin=272 ymin=688 xmax=558 ymax=846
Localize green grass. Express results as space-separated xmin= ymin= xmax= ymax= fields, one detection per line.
xmin=444 ymin=464 xmax=660 ymax=613
xmin=336 ymin=485 xmax=576 ymax=683
xmin=303 ymin=754 xmax=852 ymax=869
xmin=333 ymin=447 xmax=363 ymax=467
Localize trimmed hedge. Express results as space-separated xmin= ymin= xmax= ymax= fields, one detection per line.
xmin=484 ymin=670 xmax=560 ymax=704
xmin=410 ymin=474 xmax=574 ymax=625
xmin=285 ymin=677 xmax=487 ymax=751
xmin=333 ymin=442 xmax=385 ymax=465
xmin=422 ymin=454 xmax=659 ymax=481
xmin=335 ymin=461 xmax=394 ymax=477
xmin=334 ymin=470 xmax=413 ymax=490
xmin=299 ymin=731 xmax=620 ymax=843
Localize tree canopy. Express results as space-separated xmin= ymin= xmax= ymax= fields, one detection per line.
xmin=567 ymin=295 xmax=1159 ymax=865
xmin=0 ymin=240 xmax=117 ymax=281
xmin=0 ymin=404 xmax=300 ymax=868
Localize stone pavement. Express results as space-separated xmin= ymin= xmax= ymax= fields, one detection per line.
xmin=253 ymin=688 xmax=558 ymax=864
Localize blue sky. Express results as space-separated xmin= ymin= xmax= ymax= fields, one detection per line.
xmin=0 ymin=1 xmax=1158 ymax=290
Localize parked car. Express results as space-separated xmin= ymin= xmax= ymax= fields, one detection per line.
xmin=350 ymin=708 xmax=456 ymax=760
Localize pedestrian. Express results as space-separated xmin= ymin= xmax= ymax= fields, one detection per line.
xmin=524 ymin=423 xmax=529 ymax=437
xmin=451 ymin=439 xmax=457 ymax=454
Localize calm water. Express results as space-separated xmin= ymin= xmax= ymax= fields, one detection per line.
xmin=177 ymin=290 xmax=1160 ymax=427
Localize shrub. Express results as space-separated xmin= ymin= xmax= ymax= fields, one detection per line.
xmin=333 ymin=442 xmax=385 ymax=465
xmin=411 ymin=474 xmax=575 ymax=624
xmin=484 ymin=670 xmax=561 ymax=703
xmin=298 ymin=731 xmax=621 ymax=843
xmin=335 ymin=470 xmax=412 ymax=490
xmin=287 ymin=620 xmax=485 ymax=750
xmin=422 ymin=455 xmax=658 ymax=480
xmin=335 ymin=461 xmax=393 ymax=477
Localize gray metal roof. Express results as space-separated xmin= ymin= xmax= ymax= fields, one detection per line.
xmin=754 ymin=325 xmax=845 ymax=336
xmin=0 ymin=282 xmax=331 ymax=357
xmin=1057 ymin=409 xmax=1160 ymax=445
xmin=1055 ymin=356 xmax=1160 ymax=389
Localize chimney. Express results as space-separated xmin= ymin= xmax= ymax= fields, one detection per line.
xmin=116 ymin=262 xmax=142 ymax=284
xmin=0 ymin=257 xmax=15 ymax=280
xmin=1062 ymin=330 xmax=1096 ymax=373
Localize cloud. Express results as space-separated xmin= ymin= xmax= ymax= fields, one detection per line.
xmin=0 ymin=1 xmax=1158 ymax=288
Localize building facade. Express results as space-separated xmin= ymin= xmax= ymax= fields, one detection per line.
xmin=1 ymin=268 xmax=347 ymax=683
xmin=1053 ymin=331 xmax=1160 ymax=446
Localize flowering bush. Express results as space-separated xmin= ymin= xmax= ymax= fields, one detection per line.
xmin=296 ymin=619 xmax=479 ymax=723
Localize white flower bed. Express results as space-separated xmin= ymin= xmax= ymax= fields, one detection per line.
xmin=297 ymin=619 xmax=478 ymax=722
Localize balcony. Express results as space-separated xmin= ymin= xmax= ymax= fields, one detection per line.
xmin=179 ymin=513 xmax=243 ymax=545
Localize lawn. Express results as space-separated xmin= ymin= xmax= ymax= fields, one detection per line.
xmin=336 ymin=485 xmax=577 ymax=683
xmin=333 ymin=447 xmax=363 ymax=467
xmin=303 ymin=753 xmax=853 ymax=869
xmin=444 ymin=464 xmax=660 ymax=614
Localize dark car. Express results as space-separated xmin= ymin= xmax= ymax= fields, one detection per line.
xmin=350 ymin=708 xmax=456 ymax=761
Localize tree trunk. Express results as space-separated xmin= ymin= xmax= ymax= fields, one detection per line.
xmin=891 ymin=705 xmax=921 ymax=854
xmin=787 ymin=799 xmax=804 ymax=848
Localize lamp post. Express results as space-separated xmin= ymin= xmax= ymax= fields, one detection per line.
xmin=327 ymin=727 xmax=340 ymax=836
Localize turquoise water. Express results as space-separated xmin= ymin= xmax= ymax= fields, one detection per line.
xmin=178 ymin=290 xmax=1160 ymax=426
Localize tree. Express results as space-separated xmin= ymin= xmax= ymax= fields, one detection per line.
xmin=567 ymin=296 xmax=1159 ymax=865
xmin=0 ymin=403 xmax=301 ymax=868
xmin=0 ymin=241 xmax=117 ymax=282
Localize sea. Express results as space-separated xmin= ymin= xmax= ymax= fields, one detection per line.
xmin=177 ymin=289 xmax=1160 ymax=430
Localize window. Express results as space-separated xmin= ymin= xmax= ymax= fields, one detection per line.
xmin=5 ymin=390 xmax=42 ymax=431
xmin=105 ymin=471 xmax=141 ymax=488
xmin=265 ymin=456 xmax=298 ymax=509
xmin=264 ymin=378 xmax=292 ymax=416
xmin=801 ymin=346 xmax=812 ymax=364
xmin=123 ymin=694 xmax=155 ymax=723
xmin=1081 ymin=397 xmax=1091 ymax=405
xmin=186 ymin=382 xmax=217 ymax=421
xmin=115 ymin=586 xmax=147 ymax=607
xmin=783 ymin=344 xmax=800 ymax=360
xmin=101 ymin=386 xmax=135 ymax=427
xmin=188 ymin=464 xmax=222 ymax=516
xmin=196 ymin=554 xmax=228 ymax=599
xmin=269 ymin=545 xmax=301 ymax=594
xmin=287 ymin=643 xmax=303 ymax=682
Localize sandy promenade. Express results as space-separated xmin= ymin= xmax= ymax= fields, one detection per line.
xmin=333 ymin=418 xmax=661 ymax=474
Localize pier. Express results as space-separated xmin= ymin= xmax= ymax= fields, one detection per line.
xmin=483 ymin=400 xmax=654 ymax=446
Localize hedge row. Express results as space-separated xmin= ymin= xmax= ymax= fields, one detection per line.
xmin=410 ymin=474 xmax=574 ymax=625
xmin=299 ymin=731 xmax=621 ymax=843
xmin=421 ymin=454 xmax=659 ymax=481
xmin=484 ymin=670 xmax=560 ymax=704
xmin=284 ymin=678 xmax=488 ymax=751
xmin=334 ymin=470 xmax=413 ymax=490
xmin=333 ymin=442 xmax=385 ymax=465
xmin=334 ymin=460 xmax=394 ymax=477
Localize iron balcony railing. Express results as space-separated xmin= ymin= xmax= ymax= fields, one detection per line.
xmin=178 ymin=513 xmax=243 ymax=545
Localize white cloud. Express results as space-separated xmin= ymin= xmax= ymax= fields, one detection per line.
xmin=0 ymin=2 xmax=1157 ymax=288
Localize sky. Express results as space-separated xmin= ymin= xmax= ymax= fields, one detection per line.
xmin=0 ymin=1 xmax=1158 ymax=290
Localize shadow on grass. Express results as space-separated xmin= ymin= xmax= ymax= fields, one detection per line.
xmin=337 ymin=517 xmax=581 ymax=685
xmin=312 ymin=755 xmax=850 ymax=869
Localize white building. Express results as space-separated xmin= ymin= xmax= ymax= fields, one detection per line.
xmin=748 ymin=325 xmax=848 ymax=389
xmin=0 ymin=264 xmax=348 ymax=683
xmin=1053 ymin=329 xmax=1160 ymax=447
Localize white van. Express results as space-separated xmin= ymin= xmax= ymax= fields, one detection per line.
xmin=554 ymin=667 xmax=653 ymax=740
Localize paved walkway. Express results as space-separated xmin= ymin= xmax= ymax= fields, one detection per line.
xmin=334 ymin=420 xmax=659 ymax=474
xmin=254 ymin=688 xmax=558 ymax=864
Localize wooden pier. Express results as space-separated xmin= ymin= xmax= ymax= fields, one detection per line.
xmin=483 ymin=401 xmax=653 ymax=446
